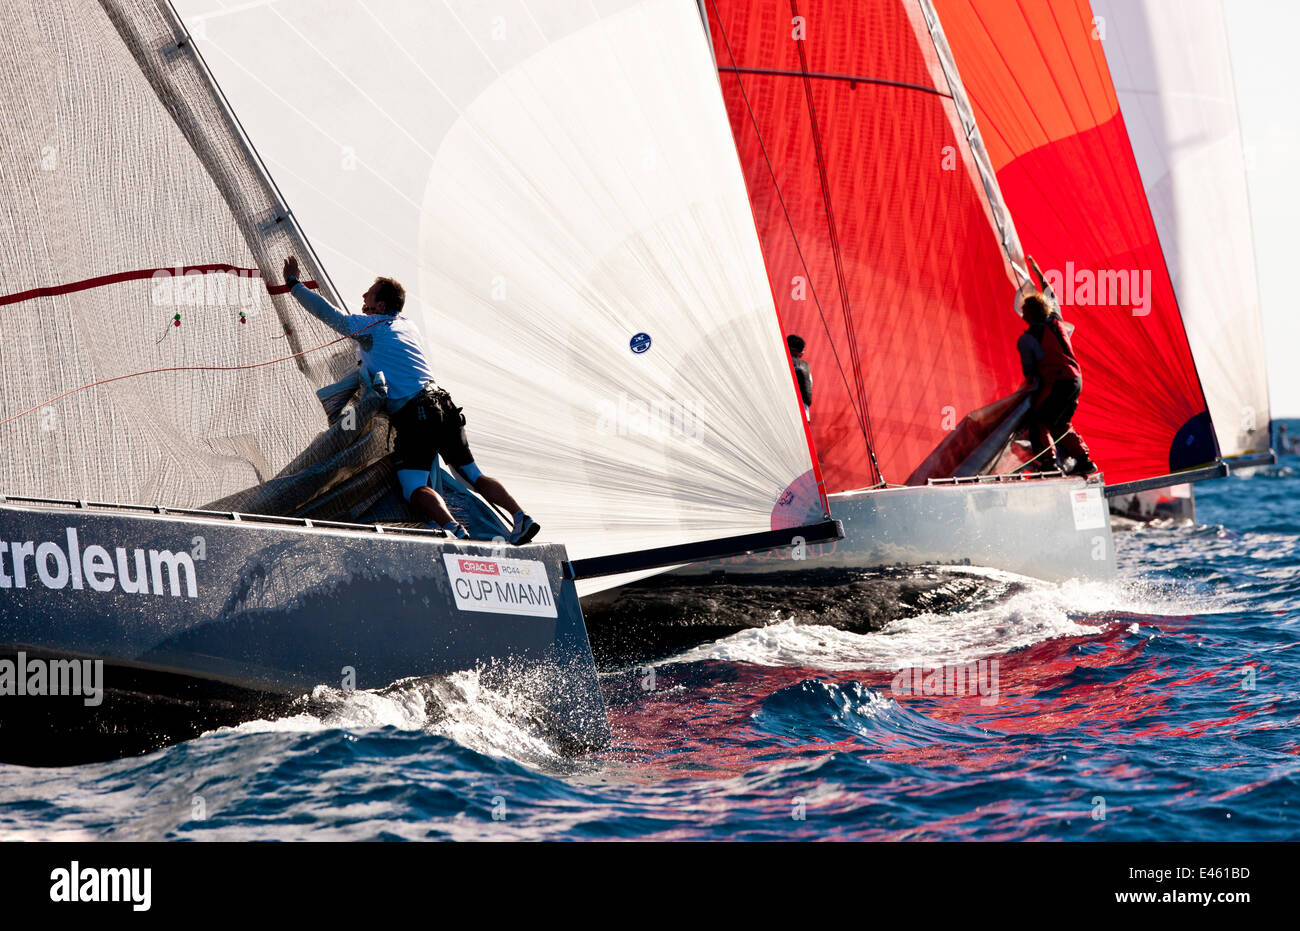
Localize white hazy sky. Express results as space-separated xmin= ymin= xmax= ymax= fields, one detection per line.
xmin=1225 ymin=0 xmax=1300 ymax=416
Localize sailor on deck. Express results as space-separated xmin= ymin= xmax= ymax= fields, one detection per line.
xmin=282 ymin=256 xmax=540 ymax=544
xmin=1278 ymin=424 xmax=1299 ymax=456
xmin=788 ymin=334 xmax=813 ymax=420
xmin=1016 ymin=259 xmax=1097 ymax=477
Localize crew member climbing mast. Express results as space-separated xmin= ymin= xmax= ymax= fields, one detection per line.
xmin=282 ymin=256 xmax=540 ymax=543
xmin=1016 ymin=256 xmax=1098 ymax=477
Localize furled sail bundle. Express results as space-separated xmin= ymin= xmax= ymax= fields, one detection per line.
xmin=0 ymin=0 xmax=361 ymax=511
xmin=1090 ymin=0 xmax=1272 ymax=462
xmin=169 ymin=0 xmax=828 ymax=587
xmin=932 ymin=0 xmax=1219 ymax=486
xmin=701 ymin=0 xmax=1032 ymax=492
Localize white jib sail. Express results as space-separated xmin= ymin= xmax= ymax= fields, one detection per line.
xmin=0 ymin=0 xmax=355 ymax=510
xmin=172 ymin=0 xmax=824 ymax=590
xmin=1093 ymin=0 xmax=1272 ymax=459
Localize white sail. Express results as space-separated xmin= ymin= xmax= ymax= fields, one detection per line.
xmin=0 ymin=0 xmax=355 ymax=509
xmin=1093 ymin=0 xmax=1272 ymax=458
xmin=172 ymin=0 xmax=825 ymax=589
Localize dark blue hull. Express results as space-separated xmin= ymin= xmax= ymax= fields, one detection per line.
xmin=0 ymin=499 xmax=608 ymax=765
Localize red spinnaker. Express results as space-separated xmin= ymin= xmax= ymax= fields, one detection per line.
xmin=932 ymin=0 xmax=1216 ymax=482
xmin=706 ymin=0 xmax=1028 ymax=492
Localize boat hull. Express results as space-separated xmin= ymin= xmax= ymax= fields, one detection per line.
xmin=672 ymin=477 xmax=1115 ymax=582
xmin=0 ymin=500 xmax=609 ymax=765
xmin=581 ymin=478 xmax=1115 ymax=661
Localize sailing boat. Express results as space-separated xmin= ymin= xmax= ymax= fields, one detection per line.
xmin=644 ymin=0 xmax=1116 ymax=589
xmin=934 ymin=0 xmax=1274 ymax=523
xmin=0 ymin=0 xmax=835 ymax=763
xmin=646 ymin=0 xmax=1269 ymax=591
xmin=1094 ymin=0 xmax=1273 ymax=523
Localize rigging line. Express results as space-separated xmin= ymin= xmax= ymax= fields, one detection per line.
xmin=718 ymin=65 xmax=953 ymax=99
xmin=787 ymin=0 xmax=883 ymax=484
xmin=705 ymin=0 xmax=874 ymax=453
xmin=0 ymin=315 xmax=388 ymax=431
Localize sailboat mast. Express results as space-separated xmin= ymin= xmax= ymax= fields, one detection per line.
xmin=917 ymin=0 xmax=1027 ymax=286
xmin=158 ymin=0 xmax=345 ymax=313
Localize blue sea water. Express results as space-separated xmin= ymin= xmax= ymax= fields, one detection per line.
xmin=2 ymin=456 xmax=1297 ymax=841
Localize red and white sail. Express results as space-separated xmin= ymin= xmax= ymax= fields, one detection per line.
xmin=0 ymin=0 xmax=354 ymax=508
xmin=1091 ymin=0 xmax=1272 ymax=460
xmin=932 ymin=0 xmax=1219 ymax=486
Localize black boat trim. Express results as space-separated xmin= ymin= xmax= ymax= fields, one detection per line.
xmin=1104 ymin=451 xmax=1276 ymax=498
xmin=564 ymin=520 xmax=844 ymax=580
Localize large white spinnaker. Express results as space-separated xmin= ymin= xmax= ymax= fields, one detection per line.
xmin=1092 ymin=0 xmax=1272 ymax=459
xmin=172 ymin=0 xmax=828 ymax=593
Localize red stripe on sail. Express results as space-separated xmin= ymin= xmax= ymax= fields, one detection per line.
xmin=0 ymin=264 xmax=319 ymax=307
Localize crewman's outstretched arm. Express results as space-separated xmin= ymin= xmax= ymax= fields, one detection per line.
xmin=282 ymin=255 xmax=364 ymax=336
xmin=1027 ymin=254 xmax=1061 ymax=315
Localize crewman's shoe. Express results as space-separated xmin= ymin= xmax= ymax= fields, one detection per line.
xmin=1070 ymin=458 xmax=1098 ymax=477
xmin=424 ymin=520 xmax=471 ymax=539
xmin=510 ymin=513 xmax=541 ymax=545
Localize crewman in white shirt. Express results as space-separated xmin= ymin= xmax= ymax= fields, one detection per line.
xmin=282 ymin=256 xmax=539 ymax=544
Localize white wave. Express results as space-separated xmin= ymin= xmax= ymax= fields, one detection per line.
xmin=662 ymin=569 xmax=1197 ymax=672
xmin=205 ymin=666 xmax=568 ymax=769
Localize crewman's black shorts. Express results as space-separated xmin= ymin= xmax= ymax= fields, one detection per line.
xmin=390 ymin=385 xmax=474 ymax=472
xmin=1029 ymin=376 xmax=1082 ymax=436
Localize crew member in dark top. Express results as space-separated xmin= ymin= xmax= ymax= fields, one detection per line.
xmin=1278 ymin=424 xmax=1299 ymax=455
xmin=1016 ymin=260 xmax=1097 ymax=477
xmin=788 ymin=334 xmax=813 ymax=419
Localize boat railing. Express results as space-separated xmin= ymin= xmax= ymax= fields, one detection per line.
xmin=926 ymin=470 xmax=1069 ymax=486
xmin=0 ymin=492 xmax=448 ymax=539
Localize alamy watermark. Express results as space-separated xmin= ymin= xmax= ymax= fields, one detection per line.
xmin=595 ymin=393 xmax=706 ymax=444
xmin=1040 ymin=262 xmax=1152 ymax=317
xmin=0 ymin=652 xmax=103 ymax=706
xmin=50 ymin=862 xmax=150 ymax=911
xmin=151 ymin=266 xmax=262 ymax=314
xmin=891 ymin=659 xmax=1000 ymax=706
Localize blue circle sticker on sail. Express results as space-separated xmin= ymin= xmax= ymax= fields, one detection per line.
xmin=629 ymin=332 xmax=652 ymax=354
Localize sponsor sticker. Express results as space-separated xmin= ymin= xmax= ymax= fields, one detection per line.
xmin=1071 ymin=486 xmax=1106 ymax=531
xmin=442 ymin=554 xmax=557 ymax=618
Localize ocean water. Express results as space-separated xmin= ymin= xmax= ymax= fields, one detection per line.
xmin=2 ymin=463 xmax=1297 ymax=841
